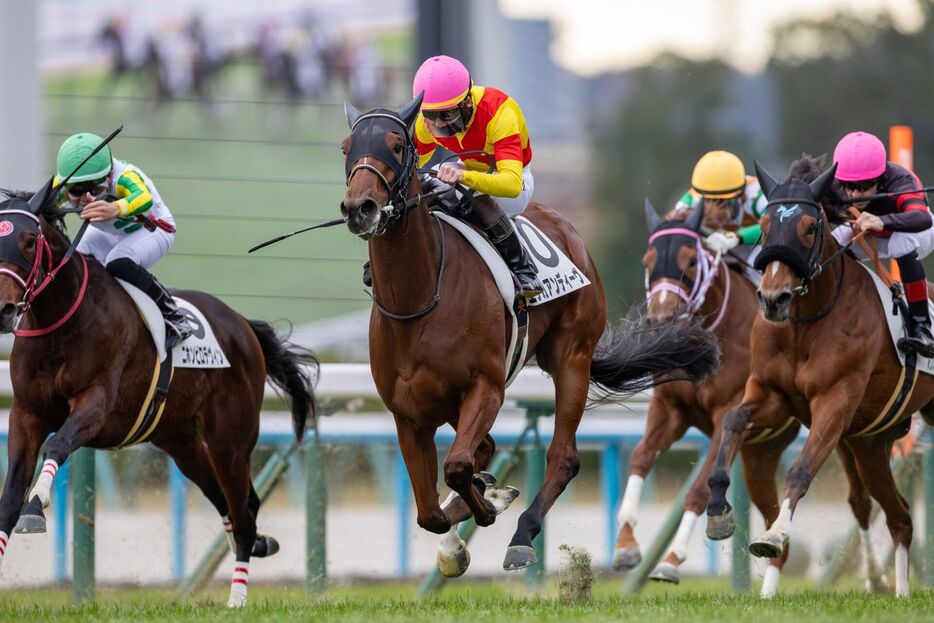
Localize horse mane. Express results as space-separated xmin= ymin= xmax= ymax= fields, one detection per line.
xmin=785 ymin=154 xmax=849 ymax=224
xmin=0 ymin=188 xmax=70 ymax=237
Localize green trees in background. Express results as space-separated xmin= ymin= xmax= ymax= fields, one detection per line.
xmin=593 ymin=0 xmax=934 ymax=312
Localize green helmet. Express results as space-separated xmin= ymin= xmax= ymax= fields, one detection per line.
xmin=56 ymin=133 xmax=113 ymax=183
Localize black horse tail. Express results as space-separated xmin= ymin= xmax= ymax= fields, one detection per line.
xmin=589 ymin=309 xmax=721 ymax=403
xmin=248 ymin=320 xmax=319 ymax=442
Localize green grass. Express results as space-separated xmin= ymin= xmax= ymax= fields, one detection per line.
xmin=0 ymin=579 xmax=932 ymax=622
xmin=43 ymin=63 xmax=387 ymax=326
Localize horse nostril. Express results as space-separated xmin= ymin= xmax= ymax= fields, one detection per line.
xmin=339 ymin=202 xmax=349 ymax=218
xmin=775 ymin=292 xmax=792 ymax=308
xmin=359 ymin=199 xmax=378 ymax=220
xmin=0 ymin=303 xmax=16 ymax=319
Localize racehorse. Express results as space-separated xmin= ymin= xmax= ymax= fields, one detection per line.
xmin=339 ymin=94 xmax=721 ymax=575
xmin=705 ymin=155 xmax=934 ymax=597
xmin=611 ymin=200 xmax=800 ymax=596
xmin=0 ymin=188 xmax=317 ymax=607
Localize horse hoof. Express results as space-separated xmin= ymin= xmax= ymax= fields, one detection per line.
xmin=226 ymin=592 xmax=247 ymax=608
xmin=437 ymin=543 xmax=471 ymax=578
xmin=251 ymin=535 xmax=279 ymax=558
xmin=503 ymin=545 xmax=537 ymax=571
xmin=611 ymin=547 xmax=642 ymax=571
xmin=706 ymin=511 xmax=735 ymax=540
xmin=648 ymin=561 xmax=681 ymax=584
xmin=14 ymin=513 xmax=47 ymax=534
xmin=749 ymin=532 xmax=784 ymax=559
xmin=485 ymin=485 xmax=520 ymax=515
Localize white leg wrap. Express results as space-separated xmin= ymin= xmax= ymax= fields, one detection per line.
xmin=227 ymin=560 xmax=249 ymax=607
xmin=440 ymin=491 xmax=458 ymax=510
xmin=438 ymin=526 xmax=463 ymax=557
xmin=222 ymin=516 xmax=235 ymax=553
xmin=766 ymin=498 xmax=793 ymax=541
xmin=760 ymin=564 xmax=781 ymax=598
xmin=0 ymin=530 xmax=8 ymax=570
xmin=894 ymin=544 xmax=910 ymax=598
xmin=28 ymin=459 xmax=59 ymax=509
xmin=859 ymin=529 xmax=876 ymax=588
xmin=616 ymin=475 xmax=644 ymax=528
xmin=668 ymin=511 xmax=698 ymax=562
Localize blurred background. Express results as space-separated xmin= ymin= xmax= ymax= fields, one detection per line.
xmin=0 ymin=0 xmax=932 ymax=591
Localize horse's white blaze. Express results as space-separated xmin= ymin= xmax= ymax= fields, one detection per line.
xmin=760 ymin=564 xmax=781 ymax=598
xmin=227 ymin=560 xmax=249 ymax=608
xmin=659 ymin=290 xmax=669 ymax=304
xmin=616 ymin=475 xmax=644 ymax=528
xmin=895 ymin=544 xmax=910 ymax=597
xmin=668 ymin=511 xmax=697 ymax=562
xmin=770 ymin=261 xmax=781 ymax=278
xmin=29 ymin=459 xmax=59 ymax=508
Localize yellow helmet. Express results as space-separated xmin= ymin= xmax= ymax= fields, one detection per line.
xmin=691 ymin=151 xmax=745 ymax=199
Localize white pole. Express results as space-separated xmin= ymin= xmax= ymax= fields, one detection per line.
xmin=0 ymin=0 xmax=44 ymax=188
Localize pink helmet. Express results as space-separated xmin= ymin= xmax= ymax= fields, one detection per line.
xmin=833 ymin=131 xmax=887 ymax=181
xmin=412 ymin=55 xmax=471 ymax=110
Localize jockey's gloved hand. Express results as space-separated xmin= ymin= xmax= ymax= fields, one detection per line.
xmin=704 ymin=231 xmax=739 ymax=254
xmin=831 ymin=224 xmax=855 ymax=247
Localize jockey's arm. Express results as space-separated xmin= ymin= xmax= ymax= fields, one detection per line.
xmin=114 ymin=170 xmax=154 ymax=217
xmin=460 ymin=103 xmax=526 ymax=198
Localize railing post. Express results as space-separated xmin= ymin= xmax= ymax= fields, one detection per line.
xmin=729 ymin=459 xmax=750 ymax=592
xmin=523 ymin=408 xmax=547 ymax=590
xmin=600 ymin=443 xmax=621 ymax=567
xmin=53 ymin=459 xmax=70 ymax=583
xmin=923 ymin=428 xmax=934 ymax=587
xmin=305 ymin=424 xmax=327 ymax=594
xmin=72 ymin=448 xmax=95 ymax=604
xmin=394 ymin=447 xmax=411 ymax=577
xmin=169 ymin=459 xmax=188 ymax=580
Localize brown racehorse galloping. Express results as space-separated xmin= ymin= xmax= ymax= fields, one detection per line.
xmin=705 ymin=156 xmax=934 ymax=597
xmin=611 ymin=200 xmax=801 ymax=596
xmin=339 ymin=94 xmax=720 ymax=575
xmin=0 ymin=189 xmax=317 ymax=607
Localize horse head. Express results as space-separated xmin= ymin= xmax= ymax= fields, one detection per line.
xmin=753 ymin=159 xmax=836 ymax=321
xmin=340 ymin=93 xmax=423 ymax=239
xmin=0 ymin=184 xmax=71 ymax=332
xmin=642 ymin=197 xmax=707 ymax=322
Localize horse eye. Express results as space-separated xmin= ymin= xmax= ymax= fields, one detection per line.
xmin=393 ymin=143 xmax=403 ymax=155
xmin=807 ymin=224 xmax=817 ymax=235
xmin=25 ymin=237 xmax=36 ymax=250
xmin=688 ymin=257 xmax=697 ymax=268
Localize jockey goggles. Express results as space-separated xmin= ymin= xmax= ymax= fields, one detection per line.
xmin=422 ymin=97 xmax=472 ymax=137
xmin=840 ymin=178 xmax=878 ymax=193
xmin=67 ymin=179 xmax=108 ymax=198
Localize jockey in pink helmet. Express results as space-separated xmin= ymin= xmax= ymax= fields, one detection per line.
xmin=832 ymin=130 xmax=934 ymax=357
xmin=409 ymin=55 xmax=542 ymax=298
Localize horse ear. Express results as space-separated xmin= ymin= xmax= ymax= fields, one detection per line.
xmin=344 ymin=101 xmax=363 ymax=129
xmin=754 ymin=160 xmax=779 ymax=198
xmin=644 ymin=198 xmax=661 ymax=232
xmin=685 ymin=197 xmax=706 ymax=232
xmin=809 ymin=162 xmax=838 ymax=200
xmin=27 ymin=176 xmax=55 ymax=214
xmin=398 ymin=91 xmax=425 ymax=128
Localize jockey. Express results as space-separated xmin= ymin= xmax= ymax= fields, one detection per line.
xmin=408 ymin=54 xmax=542 ymax=299
xmin=54 ymin=132 xmax=193 ymax=350
xmin=831 ymin=131 xmax=934 ymax=358
xmin=674 ymin=150 xmax=767 ymax=273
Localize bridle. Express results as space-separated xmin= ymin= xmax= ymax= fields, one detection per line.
xmin=645 ymin=227 xmax=729 ymax=330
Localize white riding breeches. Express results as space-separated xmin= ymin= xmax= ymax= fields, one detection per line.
xmin=78 ymin=224 xmax=175 ymax=269
xmin=832 ymin=225 xmax=934 ymax=260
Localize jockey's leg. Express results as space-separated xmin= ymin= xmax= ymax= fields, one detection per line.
xmin=890 ymin=230 xmax=934 ymax=358
xmin=104 ymin=229 xmax=192 ymax=350
xmin=467 ymin=195 xmax=543 ymax=299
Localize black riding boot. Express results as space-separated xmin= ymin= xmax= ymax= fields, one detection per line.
xmin=107 ymin=258 xmax=193 ymax=351
xmin=895 ymin=251 xmax=934 ymax=358
xmin=485 ymin=214 xmax=543 ymax=299
xmin=903 ymin=304 xmax=934 ymax=358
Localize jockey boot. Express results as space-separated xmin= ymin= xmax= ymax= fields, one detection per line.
xmin=362 ymin=261 xmax=372 ymax=287
xmin=895 ymin=251 xmax=934 ymax=358
xmin=485 ymin=213 xmax=543 ymax=300
xmin=107 ymin=258 xmax=194 ymax=351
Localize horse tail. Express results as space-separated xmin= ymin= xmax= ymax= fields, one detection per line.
xmin=588 ymin=309 xmax=721 ymax=402
xmin=248 ymin=320 xmax=319 ymax=442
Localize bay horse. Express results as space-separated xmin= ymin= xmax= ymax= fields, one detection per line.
xmin=705 ymin=156 xmax=934 ymax=597
xmin=339 ymin=94 xmax=720 ymax=575
xmin=612 ymin=200 xmax=800 ymax=596
xmin=0 ymin=188 xmax=317 ymax=607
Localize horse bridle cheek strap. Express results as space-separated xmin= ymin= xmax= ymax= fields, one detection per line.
xmin=754 ymin=200 xmax=825 ymax=294
xmin=345 ymin=111 xmax=417 ymax=231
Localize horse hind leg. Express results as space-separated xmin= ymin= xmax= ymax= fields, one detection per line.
xmin=837 ymin=443 xmax=889 ymax=593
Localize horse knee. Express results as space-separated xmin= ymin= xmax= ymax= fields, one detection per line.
xmin=443 ymin=456 xmax=474 ymax=491
xmin=722 ymin=407 xmax=750 ymax=434
xmin=417 ymin=509 xmax=451 ymax=534
xmin=786 ymin=463 xmax=813 ymax=497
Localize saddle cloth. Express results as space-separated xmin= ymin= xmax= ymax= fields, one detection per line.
xmin=116 ymin=280 xmax=230 ymax=368
xmin=432 ymin=212 xmax=591 ymax=387
xmin=859 ymin=262 xmax=934 ymax=376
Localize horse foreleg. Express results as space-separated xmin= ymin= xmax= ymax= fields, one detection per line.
xmin=16 ymin=390 xmax=108 ymax=534
xmin=0 ymin=404 xmax=47 ymax=569
xmin=393 ymin=415 xmax=448 ymax=534
xmin=846 ymin=436 xmax=913 ymax=597
xmin=503 ymin=352 xmax=588 ymax=571
xmin=616 ymin=400 xmax=689 ymax=572
xmin=837 ymin=443 xmax=889 ymax=593
xmin=749 ymin=389 xmax=851 ymax=560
